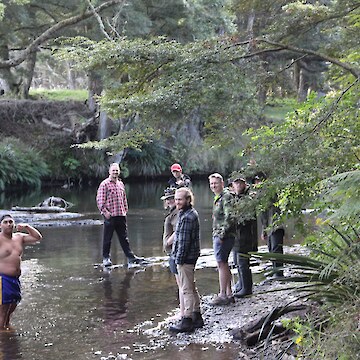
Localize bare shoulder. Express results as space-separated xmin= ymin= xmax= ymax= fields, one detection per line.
xmin=11 ymin=232 xmax=26 ymax=242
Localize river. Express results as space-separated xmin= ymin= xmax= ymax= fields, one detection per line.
xmin=0 ymin=180 xmax=296 ymax=360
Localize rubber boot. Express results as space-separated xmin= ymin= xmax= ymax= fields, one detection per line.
xmin=233 ymin=266 xmax=243 ymax=292
xmin=272 ymin=261 xmax=284 ymax=278
xmin=192 ymin=311 xmax=204 ymax=328
xmin=232 ymin=251 xmax=242 ymax=292
xmin=233 ymin=257 xmax=253 ymax=298
xmin=169 ymin=317 xmax=194 ymax=333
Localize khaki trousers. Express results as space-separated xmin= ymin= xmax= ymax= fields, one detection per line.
xmin=177 ymin=264 xmax=201 ymax=317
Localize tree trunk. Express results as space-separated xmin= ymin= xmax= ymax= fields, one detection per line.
xmin=297 ymin=67 xmax=309 ymax=102
xmin=20 ymin=50 xmax=37 ymax=99
xmin=87 ymin=71 xmax=103 ymax=113
xmin=66 ymin=61 xmax=76 ymax=90
xmin=0 ymin=44 xmax=17 ymax=95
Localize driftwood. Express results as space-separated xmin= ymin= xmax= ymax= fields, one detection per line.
xmin=231 ymin=304 xmax=307 ymax=347
xmin=11 ymin=206 xmax=66 ymax=213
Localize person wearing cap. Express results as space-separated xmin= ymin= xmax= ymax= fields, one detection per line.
xmin=230 ymin=175 xmax=258 ymax=297
xmin=168 ymin=163 xmax=192 ymax=189
xmin=208 ymin=173 xmax=236 ymax=305
xmin=160 ymin=187 xmax=184 ymax=319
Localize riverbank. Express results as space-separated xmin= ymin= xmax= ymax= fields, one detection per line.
xmin=135 ymin=277 xmax=309 ymax=360
xmin=123 ymin=245 xmax=311 ymax=360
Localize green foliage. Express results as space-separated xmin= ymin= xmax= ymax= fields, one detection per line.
xmin=124 ymin=141 xmax=170 ymax=176
xmin=73 ymin=126 xmax=160 ymax=153
xmin=42 ymin=137 xmax=109 ymax=182
xmin=246 ymin=83 xmax=360 ymax=226
xmin=0 ymin=137 xmax=48 ymax=191
xmin=58 ymin=35 xmax=262 ymax=156
xmin=316 ymin=170 xmax=360 ymax=222
xmin=253 ymin=223 xmax=360 ymax=358
xmin=29 ymin=89 xmax=88 ymax=101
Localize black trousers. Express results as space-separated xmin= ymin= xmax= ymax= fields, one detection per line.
xmin=102 ymin=216 xmax=133 ymax=259
xmin=268 ymin=228 xmax=284 ymax=268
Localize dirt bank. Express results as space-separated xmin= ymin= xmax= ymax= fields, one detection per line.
xmin=0 ymin=99 xmax=93 ymax=147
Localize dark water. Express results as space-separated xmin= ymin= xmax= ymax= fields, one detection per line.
xmin=1 ymin=181 xmax=246 ymax=360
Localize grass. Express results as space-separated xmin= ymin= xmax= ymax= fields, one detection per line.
xmin=29 ymin=88 xmax=88 ymax=102
xmin=264 ymin=98 xmax=298 ymax=122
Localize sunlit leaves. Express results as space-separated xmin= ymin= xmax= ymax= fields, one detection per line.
xmin=73 ymin=126 xmax=160 ymax=153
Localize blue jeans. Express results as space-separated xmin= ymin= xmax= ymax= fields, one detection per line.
xmin=102 ymin=216 xmax=133 ymax=259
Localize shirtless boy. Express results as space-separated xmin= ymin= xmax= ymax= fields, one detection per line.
xmin=0 ymin=214 xmax=42 ymax=329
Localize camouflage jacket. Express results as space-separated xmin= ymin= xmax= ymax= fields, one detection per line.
xmin=212 ymin=188 xmax=236 ymax=240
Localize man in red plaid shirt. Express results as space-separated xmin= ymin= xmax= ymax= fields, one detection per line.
xmin=96 ymin=163 xmax=144 ymax=267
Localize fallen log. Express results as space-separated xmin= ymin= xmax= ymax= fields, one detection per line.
xmin=42 ymin=117 xmax=72 ymax=133
xmin=231 ymin=304 xmax=307 ymax=347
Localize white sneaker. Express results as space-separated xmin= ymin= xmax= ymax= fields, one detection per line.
xmin=102 ymin=258 xmax=112 ymax=267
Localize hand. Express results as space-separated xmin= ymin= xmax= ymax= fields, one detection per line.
xmin=103 ymin=209 xmax=111 ymax=219
xmin=214 ymin=235 xmax=223 ymax=244
xmin=16 ymin=223 xmax=28 ymax=232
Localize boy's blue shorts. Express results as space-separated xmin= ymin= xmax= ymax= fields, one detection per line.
xmin=0 ymin=274 xmax=22 ymax=304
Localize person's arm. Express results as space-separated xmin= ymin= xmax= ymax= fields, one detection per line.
xmin=122 ymin=185 xmax=129 ymax=213
xmin=96 ymin=182 xmax=111 ymax=219
xmin=17 ymin=224 xmax=42 ymax=245
xmin=166 ymin=232 xmax=175 ymax=247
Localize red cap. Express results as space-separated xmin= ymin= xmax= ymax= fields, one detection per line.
xmin=171 ymin=163 xmax=182 ymax=172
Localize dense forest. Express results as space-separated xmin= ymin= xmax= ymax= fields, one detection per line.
xmin=0 ymin=0 xmax=359 ymax=358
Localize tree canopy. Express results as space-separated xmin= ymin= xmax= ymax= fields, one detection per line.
xmin=57 ymin=0 xmax=359 ymax=224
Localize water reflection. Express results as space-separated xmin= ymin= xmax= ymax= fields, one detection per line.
xmin=0 ymin=330 xmax=22 ymax=360
xmin=0 ymin=180 xmax=302 ymax=360
xmin=101 ymin=269 xmax=134 ymax=331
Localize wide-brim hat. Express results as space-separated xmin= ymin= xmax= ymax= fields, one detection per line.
xmin=161 ymin=188 xmax=176 ymax=200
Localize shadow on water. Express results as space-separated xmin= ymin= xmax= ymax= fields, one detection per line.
xmin=1 ymin=180 xmax=301 ymax=359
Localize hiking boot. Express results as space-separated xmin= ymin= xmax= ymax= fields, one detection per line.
xmin=169 ymin=317 xmax=194 ymax=333
xmin=209 ymin=295 xmax=231 ymax=306
xmin=102 ymin=258 xmax=112 ymax=267
xmin=192 ymin=311 xmax=204 ymax=328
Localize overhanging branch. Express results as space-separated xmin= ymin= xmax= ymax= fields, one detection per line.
xmin=0 ymin=0 xmax=125 ymax=69
xmin=257 ymin=38 xmax=360 ymax=79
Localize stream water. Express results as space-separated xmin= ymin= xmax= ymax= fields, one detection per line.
xmin=0 ymin=180 xmax=298 ymax=360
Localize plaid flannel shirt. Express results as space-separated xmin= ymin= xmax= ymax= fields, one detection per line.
xmin=96 ymin=177 xmax=128 ymax=216
xmin=172 ymin=205 xmax=200 ymax=265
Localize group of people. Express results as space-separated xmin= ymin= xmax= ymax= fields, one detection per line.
xmin=160 ymin=165 xmax=285 ymax=333
xmin=0 ymin=161 xmax=284 ymax=334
